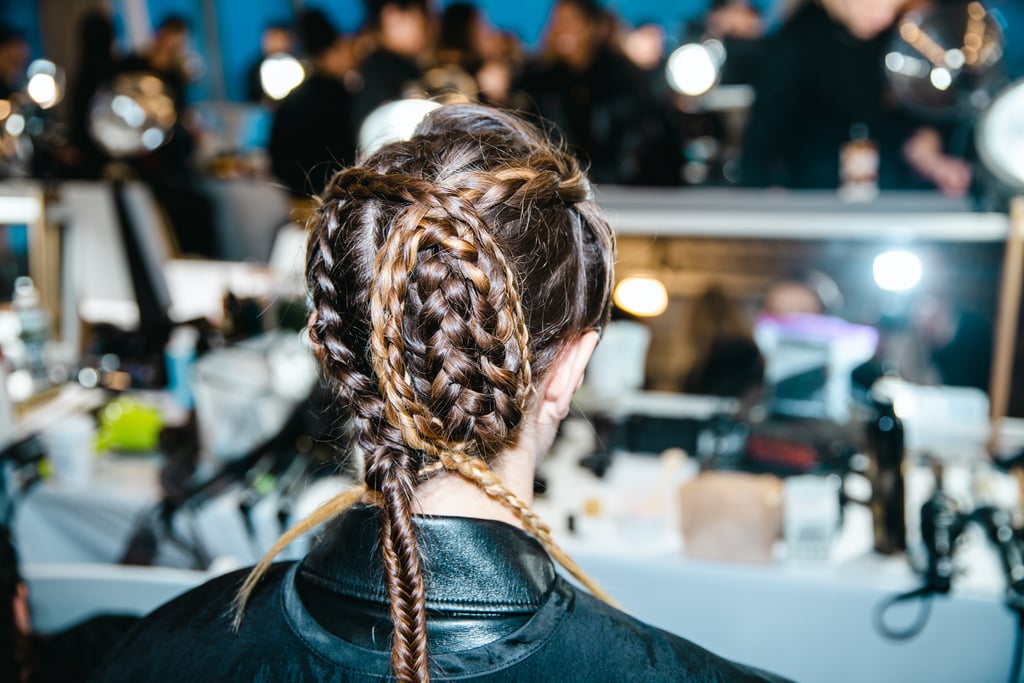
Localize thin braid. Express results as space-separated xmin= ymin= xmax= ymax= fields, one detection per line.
xmin=232 ymin=486 xmax=367 ymax=628
xmin=435 ymin=452 xmax=618 ymax=607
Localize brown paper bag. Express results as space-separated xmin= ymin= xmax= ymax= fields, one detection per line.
xmin=678 ymin=471 xmax=784 ymax=564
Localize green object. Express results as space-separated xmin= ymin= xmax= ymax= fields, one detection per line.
xmin=253 ymin=473 xmax=277 ymax=496
xmin=95 ymin=397 xmax=164 ymax=452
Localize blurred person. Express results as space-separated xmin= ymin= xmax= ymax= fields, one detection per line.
xmin=706 ymin=0 xmax=764 ymax=40
xmin=0 ymin=27 xmax=28 ymax=100
xmin=738 ymin=0 xmax=971 ymax=195
xmin=118 ymin=15 xmax=218 ymax=257
xmin=761 ymin=269 xmax=843 ymax=318
xmin=682 ymin=286 xmax=765 ymax=398
xmin=913 ymin=294 xmax=992 ymax=391
xmin=91 ymin=103 xmax=790 ymax=683
xmin=351 ymin=0 xmax=431 ymax=132
xmin=119 ymin=15 xmax=190 ymax=113
xmin=65 ymin=11 xmax=117 ymax=179
xmin=851 ymin=295 xmax=992 ymax=394
xmin=621 ymin=19 xmax=672 ymax=100
xmin=269 ymin=10 xmax=357 ymax=197
xmin=622 ymin=21 xmax=665 ymax=72
xmin=436 ymin=3 xmax=512 ymax=104
xmin=594 ymin=5 xmax=625 ymax=54
xmin=516 ymin=0 xmax=682 ymax=185
xmin=704 ymin=0 xmax=766 ymax=86
xmin=1 ymin=527 xmax=138 ymax=683
xmin=851 ymin=313 xmax=940 ymax=392
xmin=902 ymin=125 xmax=972 ymax=200
xmin=245 ymin=23 xmax=297 ymax=104
xmin=499 ymin=30 xmax=527 ymax=71
xmin=437 ymin=3 xmax=489 ymax=75
xmin=481 ymin=29 xmax=527 ymax=106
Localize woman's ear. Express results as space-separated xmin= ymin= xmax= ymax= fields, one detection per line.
xmin=541 ymin=330 xmax=600 ymax=421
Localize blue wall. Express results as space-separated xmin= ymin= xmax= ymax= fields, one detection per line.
xmin=0 ymin=0 xmax=43 ymax=57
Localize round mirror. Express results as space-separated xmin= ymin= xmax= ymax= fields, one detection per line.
xmin=89 ymin=72 xmax=177 ymax=157
xmin=976 ymin=79 xmax=1024 ymax=190
xmin=26 ymin=59 xmax=65 ymax=109
xmin=885 ymin=2 xmax=1004 ymax=117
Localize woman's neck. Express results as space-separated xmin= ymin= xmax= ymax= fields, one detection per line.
xmin=411 ymin=427 xmax=546 ymax=529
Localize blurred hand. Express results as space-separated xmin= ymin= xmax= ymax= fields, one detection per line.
xmin=903 ymin=127 xmax=972 ymax=198
xmin=706 ymin=3 xmax=764 ymax=40
xmin=929 ymin=156 xmax=972 ymax=198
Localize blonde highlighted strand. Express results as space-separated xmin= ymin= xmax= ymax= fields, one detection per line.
xmin=431 ymin=450 xmax=619 ymax=608
xmin=231 ymin=485 xmax=369 ymax=630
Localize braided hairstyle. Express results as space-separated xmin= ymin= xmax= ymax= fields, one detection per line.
xmin=235 ymin=104 xmax=615 ymax=682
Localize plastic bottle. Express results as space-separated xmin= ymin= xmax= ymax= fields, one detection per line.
xmin=165 ymin=325 xmax=199 ymax=410
xmin=839 ymin=123 xmax=880 ymax=203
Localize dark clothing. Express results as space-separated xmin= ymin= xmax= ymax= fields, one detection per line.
xmin=516 ymin=49 xmax=682 ymax=186
xmin=245 ymin=58 xmax=265 ymax=104
xmin=66 ymin=56 xmax=117 ymax=179
xmin=683 ymin=335 xmax=765 ymax=398
xmin=931 ymin=311 xmax=993 ymax=392
xmin=739 ymin=3 xmax=923 ymax=189
xmin=351 ymin=49 xmax=422 ymax=133
xmin=91 ymin=505 xmax=789 ymax=682
xmin=32 ymin=615 xmax=140 ymax=683
xmin=719 ymin=37 xmax=766 ymax=87
xmin=269 ymin=72 xmax=356 ymax=197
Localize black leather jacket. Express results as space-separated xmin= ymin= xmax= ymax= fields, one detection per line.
xmin=92 ymin=506 xmax=791 ymax=682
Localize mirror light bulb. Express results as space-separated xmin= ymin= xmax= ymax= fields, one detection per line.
xmin=873 ymin=250 xmax=922 ymax=292
xmin=666 ymin=43 xmax=719 ymax=97
xmin=613 ymin=276 xmax=669 ymax=317
xmin=260 ymin=54 xmax=305 ymax=101
xmin=28 ymin=73 xmax=59 ymax=108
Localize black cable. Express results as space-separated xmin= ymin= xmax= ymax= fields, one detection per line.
xmin=873 ymin=585 xmax=935 ymax=641
xmin=1009 ymin=611 xmax=1024 ymax=683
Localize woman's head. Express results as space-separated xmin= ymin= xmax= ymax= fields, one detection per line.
xmin=297 ymin=103 xmax=614 ymax=681
xmin=545 ymin=0 xmax=603 ymax=68
xmin=367 ymin=0 xmax=431 ymax=58
xmin=308 ymin=103 xmax=613 ymax=471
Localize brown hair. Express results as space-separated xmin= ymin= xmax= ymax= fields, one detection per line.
xmin=235 ymin=104 xmax=616 ymax=682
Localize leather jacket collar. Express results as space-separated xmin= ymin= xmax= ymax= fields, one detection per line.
xmin=293 ymin=505 xmax=558 ymax=653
